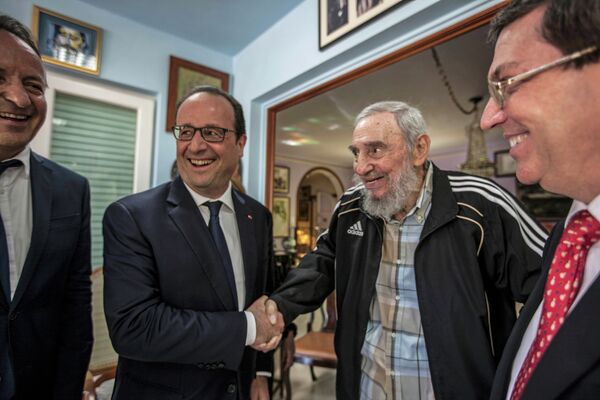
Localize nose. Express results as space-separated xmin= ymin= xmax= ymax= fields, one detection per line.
xmin=353 ymin=154 xmax=373 ymax=177
xmin=187 ymin=130 xmax=210 ymax=151
xmin=480 ymin=98 xmax=506 ymax=131
xmin=2 ymin=80 xmax=33 ymax=109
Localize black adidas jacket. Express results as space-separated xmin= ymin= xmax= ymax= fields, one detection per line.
xmin=271 ymin=164 xmax=547 ymax=400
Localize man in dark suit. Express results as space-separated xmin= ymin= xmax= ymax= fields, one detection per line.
xmin=103 ymin=85 xmax=283 ymax=399
xmin=0 ymin=14 xmax=93 ymax=399
xmin=481 ymin=1 xmax=600 ymax=398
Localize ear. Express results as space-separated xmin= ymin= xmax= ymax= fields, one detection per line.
xmin=411 ymin=134 xmax=430 ymax=167
xmin=236 ymin=134 xmax=247 ymax=157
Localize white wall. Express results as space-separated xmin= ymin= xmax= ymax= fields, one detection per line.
xmin=0 ymin=0 xmax=231 ymax=187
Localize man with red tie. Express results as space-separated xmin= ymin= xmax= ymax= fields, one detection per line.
xmin=481 ymin=1 xmax=600 ymax=398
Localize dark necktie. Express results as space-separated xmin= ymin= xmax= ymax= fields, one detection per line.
xmin=0 ymin=159 xmax=22 ymax=399
xmin=510 ymin=210 xmax=600 ymax=399
xmin=206 ymin=201 xmax=238 ymax=308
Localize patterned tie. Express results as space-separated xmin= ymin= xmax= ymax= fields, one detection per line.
xmin=510 ymin=210 xmax=600 ymax=400
xmin=206 ymin=201 xmax=238 ymax=308
xmin=0 ymin=159 xmax=22 ymax=399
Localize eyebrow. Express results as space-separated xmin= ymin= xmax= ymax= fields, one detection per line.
xmin=348 ymin=140 xmax=387 ymax=153
xmin=489 ymin=61 xmax=521 ymax=81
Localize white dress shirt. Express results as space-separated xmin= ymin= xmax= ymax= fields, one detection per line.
xmin=506 ymin=194 xmax=600 ymax=398
xmin=183 ymin=182 xmax=257 ymax=346
xmin=0 ymin=147 xmax=33 ymax=300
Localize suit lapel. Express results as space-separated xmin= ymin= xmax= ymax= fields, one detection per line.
xmin=166 ymin=178 xmax=236 ymax=310
xmin=233 ymin=191 xmax=257 ymax=308
xmin=11 ymin=154 xmax=51 ymax=310
xmin=523 ymin=276 xmax=600 ymax=399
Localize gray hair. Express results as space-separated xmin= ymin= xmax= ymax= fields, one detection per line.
xmin=354 ymin=101 xmax=427 ymax=152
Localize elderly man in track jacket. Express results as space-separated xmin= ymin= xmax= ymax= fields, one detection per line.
xmin=267 ymin=101 xmax=547 ymax=399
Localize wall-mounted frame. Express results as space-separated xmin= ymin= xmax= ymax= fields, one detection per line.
xmin=273 ymin=165 xmax=290 ymax=194
xmin=166 ymin=56 xmax=229 ymax=131
xmin=32 ymin=6 xmax=102 ymax=75
xmin=494 ymin=149 xmax=517 ymax=177
xmin=319 ymin=0 xmax=406 ymax=49
xmin=273 ymin=196 xmax=291 ymax=238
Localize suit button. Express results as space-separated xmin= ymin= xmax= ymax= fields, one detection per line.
xmin=227 ymin=384 xmax=236 ymax=393
xmin=9 ymin=312 xmax=19 ymax=320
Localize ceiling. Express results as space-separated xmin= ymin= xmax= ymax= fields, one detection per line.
xmin=276 ymin=24 xmax=502 ymax=168
xmin=78 ymin=0 xmax=303 ymax=55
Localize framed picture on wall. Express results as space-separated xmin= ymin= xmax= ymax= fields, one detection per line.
xmin=32 ymin=6 xmax=102 ymax=75
xmin=272 ymin=196 xmax=290 ymax=238
xmin=166 ymin=56 xmax=229 ymax=131
xmin=319 ymin=0 xmax=407 ymax=49
xmin=273 ymin=165 xmax=290 ymax=194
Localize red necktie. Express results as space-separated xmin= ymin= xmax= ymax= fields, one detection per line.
xmin=510 ymin=210 xmax=600 ymax=400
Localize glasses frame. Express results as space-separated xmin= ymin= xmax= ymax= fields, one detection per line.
xmin=488 ymin=45 xmax=598 ymax=108
xmin=172 ymin=125 xmax=236 ymax=142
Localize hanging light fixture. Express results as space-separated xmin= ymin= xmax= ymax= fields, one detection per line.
xmin=432 ymin=48 xmax=494 ymax=177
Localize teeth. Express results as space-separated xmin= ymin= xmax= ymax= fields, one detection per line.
xmin=190 ymin=159 xmax=213 ymax=166
xmin=509 ymin=133 xmax=527 ymax=148
xmin=0 ymin=112 xmax=28 ymax=120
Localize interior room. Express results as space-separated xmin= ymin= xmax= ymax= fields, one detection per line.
xmin=0 ymin=0 xmax=573 ymax=398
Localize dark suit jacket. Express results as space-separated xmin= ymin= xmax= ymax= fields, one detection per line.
xmin=491 ymin=221 xmax=600 ymax=400
xmin=0 ymin=152 xmax=93 ymax=399
xmin=103 ymin=177 xmax=274 ymax=400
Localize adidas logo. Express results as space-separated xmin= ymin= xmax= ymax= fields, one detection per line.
xmin=347 ymin=221 xmax=364 ymax=237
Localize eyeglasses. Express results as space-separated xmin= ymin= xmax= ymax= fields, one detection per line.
xmin=488 ymin=45 xmax=598 ymax=108
xmin=172 ymin=125 xmax=235 ymax=142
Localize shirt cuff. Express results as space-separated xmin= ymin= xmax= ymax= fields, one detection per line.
xmin=256 ymin=371 xmax=272 ymax=378
xmin=245 ymin=310 xmax=256 ymax=346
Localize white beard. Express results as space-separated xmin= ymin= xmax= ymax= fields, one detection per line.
xmin=354 ymin=160 xmax=421 ymax=220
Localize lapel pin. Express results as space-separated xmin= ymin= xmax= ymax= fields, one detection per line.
xmin=248 ymin=214 xmax=253 ymax=220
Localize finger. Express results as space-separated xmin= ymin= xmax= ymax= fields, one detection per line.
xmin=265 ymin=300 xmax=278 ymax=325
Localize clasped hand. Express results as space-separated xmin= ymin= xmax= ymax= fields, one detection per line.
xmin=247 ymin=295 xmax=284 ymax=352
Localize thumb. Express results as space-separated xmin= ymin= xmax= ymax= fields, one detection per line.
xmin=265 ymin=299 xmax=278 ymax=325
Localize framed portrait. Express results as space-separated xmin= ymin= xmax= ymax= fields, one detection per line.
xmin=273 ymin=165 xmax=290 ymax=194
xmin=32 ymin=6 xmax=102 ymax=75
xmin=272 ymin=196 xmax=291 ymax=238
xmin=319 ymin=0 xmax=406 ymax=49
xmin=494 ymin=149 xmax=517 ymax=177
xmin=166 ymin=56 xmax=229 ymax=131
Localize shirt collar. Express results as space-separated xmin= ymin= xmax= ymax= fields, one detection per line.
xmin=566 ymin=193 xmax=600 ymax=227
xmin=2 ymin=146 xmax=31 ymax=177
xmin=183 ymin=181 xmax=235 ymax=213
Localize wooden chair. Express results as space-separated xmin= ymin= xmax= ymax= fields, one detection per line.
xmin=278 ymin=292 xmax=337 ymax=399
xmin=82 ymin=268 xmax=118 ymax=400
xmin=294 ymin=291 xmax=337 ymax=380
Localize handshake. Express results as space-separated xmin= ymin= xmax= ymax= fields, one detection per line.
xmin=247 ymin=295 xmax=285 ymax=352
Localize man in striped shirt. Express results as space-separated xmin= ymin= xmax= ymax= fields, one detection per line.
xmin=269 ymin=101 xmax=546 ymax=399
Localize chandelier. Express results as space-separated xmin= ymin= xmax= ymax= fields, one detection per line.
xmin=432 ymin=48 xmax=494 ymax=177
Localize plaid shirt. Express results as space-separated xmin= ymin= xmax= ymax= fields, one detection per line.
xmin=360 ymin=163 xmax=435 ymax=400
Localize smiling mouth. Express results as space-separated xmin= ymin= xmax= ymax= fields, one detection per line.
xmin=508 ymin=133 xmax=527 ymax=148
xmin=0 ymin=112 xmax=30 ymax=121
xmin=189 ymin=159 xmax=214 ymax=167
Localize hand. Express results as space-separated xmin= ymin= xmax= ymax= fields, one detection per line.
xmin=247 ymin=295 xmax=284 ymax=351
xmin=250 ymin=376 xmax=270 ymax=400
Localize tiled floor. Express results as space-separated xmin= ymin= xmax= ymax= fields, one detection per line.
xmin=283 ymin=365 xmax=336 ymax=400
